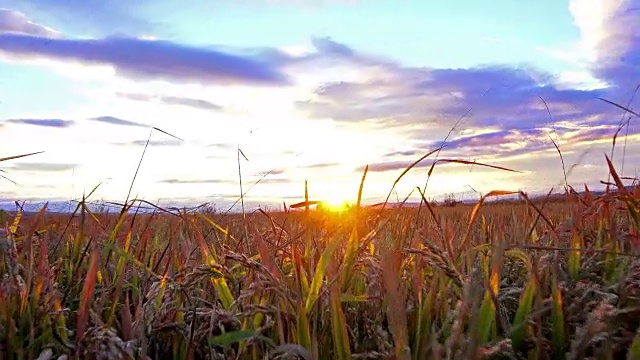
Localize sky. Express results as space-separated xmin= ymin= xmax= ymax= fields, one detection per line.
xmin=0 ymin=0 xmax=639 ymax=211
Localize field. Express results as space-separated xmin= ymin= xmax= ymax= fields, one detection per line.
xmin=1 ymin=151 xmax=640 ymax=360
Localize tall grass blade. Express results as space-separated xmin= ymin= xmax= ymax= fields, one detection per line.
xmin=304 ymin=235 xmax=341 ymax=314
xmin=413 ymin=273 xmax=438 ymax=360
xmin=341 ymin=165 xmax=368 ymax=290
xmin=568 ymin=230 xmax=581 ymax=280
xmin=296 ymin=301 xmax=312 ymax=351
xmin=106 ymin=229 xmax=132 ymax=327
xmin=598 ymin=97 xmax=640 ymax=119
xmin=477 ymin=245 xmax=503 ymax=345
xmin=0 ymin=151 xmax=44 ymax=163
xmin=509 ymin=274 xmax=536 ymax=351
xmin=9 ymin=206 xmax=22 ymax=235
xmin=75 ymin=244 xmax=99 ymax=343
xmin=606 ymin=155 xmax=640 ymax=229
xmin=551 ymin=277 xmax=565 ymax=359
xmin=255 ymin=230 xmax=282 ymax=280
xmin=209 ymin=330 xmax=256 ymax=346
xmin=380 ymin=239 xmax=410 ymax=360
xmin=237 ymin=145 xmax=250 ymax=247
xmin=19 ymin=203 xmax=47 ymax=313
xmin=192 ymin=222 xmax=234 ymax=309
xmin=329 ymin=254 xmax=351 ymax=360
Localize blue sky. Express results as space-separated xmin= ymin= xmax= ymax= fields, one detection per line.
xmin=0 ymin=0 xmax=639 ymax=211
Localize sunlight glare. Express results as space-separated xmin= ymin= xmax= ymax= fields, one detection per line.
xmin=319 ymin=192 xmax=353 ymax=213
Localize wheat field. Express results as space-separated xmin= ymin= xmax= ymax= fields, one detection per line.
xmin=0 ymin=145 xmax=639 ymax=360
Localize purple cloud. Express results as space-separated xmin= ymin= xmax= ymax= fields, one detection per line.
xmin=0 ymin=9 xmax=58 ymax=37
xmin=356 ymin=157 xmax=527 ymax=174
xmin=116 ymin=92 xmax=223 ymax=111
xmin=355 ymin=122 xmax=635 ymax=174
xmin=310 ymin=36 xmax=355 ymax=57
xmin=294 ymin=7 xmax=640 ymax=162
xmin=297 ymin=64 xmax=615 ymax=131
xmin=583 ymin=0 xmax=640 ymax=89
xmin=441 ymin=128 xmax=549 ymax=151
xmin=563 ymin=125 xmax=622 ymax=144
xmin=0 ymin=33 xmax=291 ymax=86
xmin=6 ymin=118 xmax=74 ymax=127
xmin=257 ymin=35 xmax=395 ymax=77
xmin=90 ymin=116 xmax=146 ymax=127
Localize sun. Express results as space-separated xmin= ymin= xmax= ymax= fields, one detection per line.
xmin=319 ymin=193 xmax=353 ymax=213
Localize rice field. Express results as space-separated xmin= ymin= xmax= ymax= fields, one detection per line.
xmin=1 ymin=145 xmax=639 ymax=360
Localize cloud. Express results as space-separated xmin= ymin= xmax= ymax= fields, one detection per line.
xmin=208 ymin=143 xmax=234 ymax=149
xmin=310 ymin=36 xmax=355 ymax=57
xmin=355 ymin=125 xmax=640 ymax=176
xmin=160 ymin=178 xmax=231 ymax=184
xmin=303 ymin=162 xmax=340 ymax=169
xmin=10 ymin=162 xmax=77 ymax=172
xmin=0 ymin=32 xmax=291 ymax=86
xmin=112 ymin=138 xmax=183 ymax=146
xmin=296 ymin=64 xmax=615 ymax=131
xmin=437 ymin=125 xmax=625 ymax=154
xmin=5 ymin=0 xmax=154 ymax=36
xmin=130 ymin=139 xmax=183 ymax=146
xmin=355 ymin=157 xmax=529 ymax=174
xmin=0 ymin=9 xmax=58 ymax=37
xmin=161 ymin=171 xmax=289 ymax=187
xmin=294 ymin=7 xmax=640 ymax=156
xmin=360 ymin=122 xmax=635 ymax=174
xmin=259 ymin=178 xmax=293 ymax=185
xmin=282 ymin=36 xmax=392 ymax=70
xmin=159 ymin=96 xmax=223 ymax=111
xmin=262 ymin=169 xmax=285 ymax=175
xmin=89 ymin=116 xmax=147 ymax=127
xmin=570 ymin=0 xmax=640 ymax=88
xmin=440 ymin=128 xmax=549 ymax=152
xmin=382 ymin=150 xmax=419 ymax=158
xmin=116 ymin=92 xmax=223 ymax=111
xmin=5 ymin=118 xmax=74 ymax=127
xmin=356 ymin=160 xmax=422 ymax=173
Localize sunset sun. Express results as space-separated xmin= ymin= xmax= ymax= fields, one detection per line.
xmin=319 ymin=196 xmax=352 ymax=212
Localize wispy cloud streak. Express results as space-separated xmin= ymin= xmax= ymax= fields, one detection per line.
xmin=90 ymin=116 xmax=147 ymax=127
xmin=116 ymin=92 xmax=223 ymax=111
xmin=0 ymin=33 xmax=291 ymax=86
xmin=6 ymin=118 xmax=74 ymax=127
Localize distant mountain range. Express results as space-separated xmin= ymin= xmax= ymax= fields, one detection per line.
xmin=0 ymin=185 xmax=636 ymax=215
